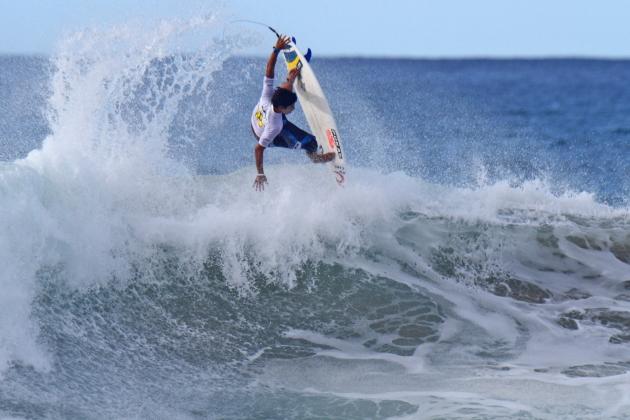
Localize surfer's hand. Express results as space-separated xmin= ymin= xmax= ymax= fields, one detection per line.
xmin=274 ymin=35 xmax=290 ymax=51
xmin=287 ymin=68 xmax=300 ymax=82
xmin=253 ymin=174 xmax=268 ymax=191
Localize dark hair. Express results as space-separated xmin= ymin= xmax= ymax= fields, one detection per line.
xmin=271 ymin=87 xmax=297 ymax=108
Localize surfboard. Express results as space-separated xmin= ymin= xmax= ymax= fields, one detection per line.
xmin=282 ymin=41 xmax=346 ymax=185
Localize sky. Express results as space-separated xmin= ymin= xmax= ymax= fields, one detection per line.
xmin=0 ymin=0 xmax=629 ymax=58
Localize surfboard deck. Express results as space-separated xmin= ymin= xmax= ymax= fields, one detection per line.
xmin=282 ymin=42 xmax=346 ymax=185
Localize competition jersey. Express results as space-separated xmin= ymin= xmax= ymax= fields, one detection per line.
xmin=250 ymin=77 xmax=283 ymax=147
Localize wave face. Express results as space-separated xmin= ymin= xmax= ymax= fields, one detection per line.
xmin=1 ymin=13 xmax=630 ymax=420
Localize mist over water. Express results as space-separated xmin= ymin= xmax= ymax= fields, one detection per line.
xmin=0 ymin=11 xmax=630 ymax=420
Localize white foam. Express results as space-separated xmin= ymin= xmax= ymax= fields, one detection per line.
xmin=0 ymin=13 xmax=236 ymax=373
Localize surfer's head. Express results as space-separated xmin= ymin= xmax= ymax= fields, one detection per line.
xmin=272 ymin=87 xmax=297 ymax=114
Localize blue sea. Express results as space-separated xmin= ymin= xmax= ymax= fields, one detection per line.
xmin=1 ymin=17 xmax=630 ymax=420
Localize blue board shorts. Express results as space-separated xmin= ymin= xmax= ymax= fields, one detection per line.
xmin=253 ymin=117 xmax=319 ymax=153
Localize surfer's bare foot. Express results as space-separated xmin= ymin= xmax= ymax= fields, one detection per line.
xmin=307 ymin=152 xmax=336 ymax=163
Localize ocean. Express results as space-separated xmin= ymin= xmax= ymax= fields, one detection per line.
xmin=1 ymin=17 xmax=629 ymax=420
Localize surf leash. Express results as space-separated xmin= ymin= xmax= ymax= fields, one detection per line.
xmin=230 ymin=19 xmax=281 ymax=38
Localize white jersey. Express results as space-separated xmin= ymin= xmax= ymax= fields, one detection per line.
xmin=251 ymin=77 xmax=283 ymax=148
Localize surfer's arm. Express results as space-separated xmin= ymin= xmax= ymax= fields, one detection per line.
xmin=254 ymin=143 xmax=265 ymax=175
xmin=265 ymin=35 xmax=290 ymax=78
xmin=253 ymin=143 xmax=267 ymax=191
xmin=278 ymin=68 xmax=299 ymax=91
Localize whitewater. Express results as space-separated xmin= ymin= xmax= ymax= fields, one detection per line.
xmin=1 ymin=13 xmax=630 ymax=420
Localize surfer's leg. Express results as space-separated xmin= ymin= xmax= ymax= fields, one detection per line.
xmin=275 ymin=120 xmax=314 ymax=149
xmin=269 ymin=119 xmax=295 ymax=149
xmin=273 ymin=120 xmax=336 ymax=162
xmin=281 ymin=121 xmax=337 ymax=163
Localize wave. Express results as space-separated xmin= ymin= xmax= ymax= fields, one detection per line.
xmin=4 ymin=163 xmax=629 ymax=417
xmin=3 ymin=152 xmax=629 ymax=369
xmin=1 ymin=12 xmax=630 ymax=419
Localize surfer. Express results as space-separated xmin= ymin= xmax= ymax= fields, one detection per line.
xmin=251 ymin=35 xmax=335 ymax=191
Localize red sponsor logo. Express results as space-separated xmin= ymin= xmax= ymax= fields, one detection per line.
xmin=326 ymin=129 xmax=335 ymax=149
xmin=325 ymin=128 xmax=343 ymax=159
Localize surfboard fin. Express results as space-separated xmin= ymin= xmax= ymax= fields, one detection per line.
xmin=291 ymin=36 xmax=297 ymax=44
xmin=304 ymin=48 xmax=312 ymax=62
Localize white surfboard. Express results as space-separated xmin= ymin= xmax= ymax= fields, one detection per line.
xmin=282 ymin=41 xmax=346 ymax=185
